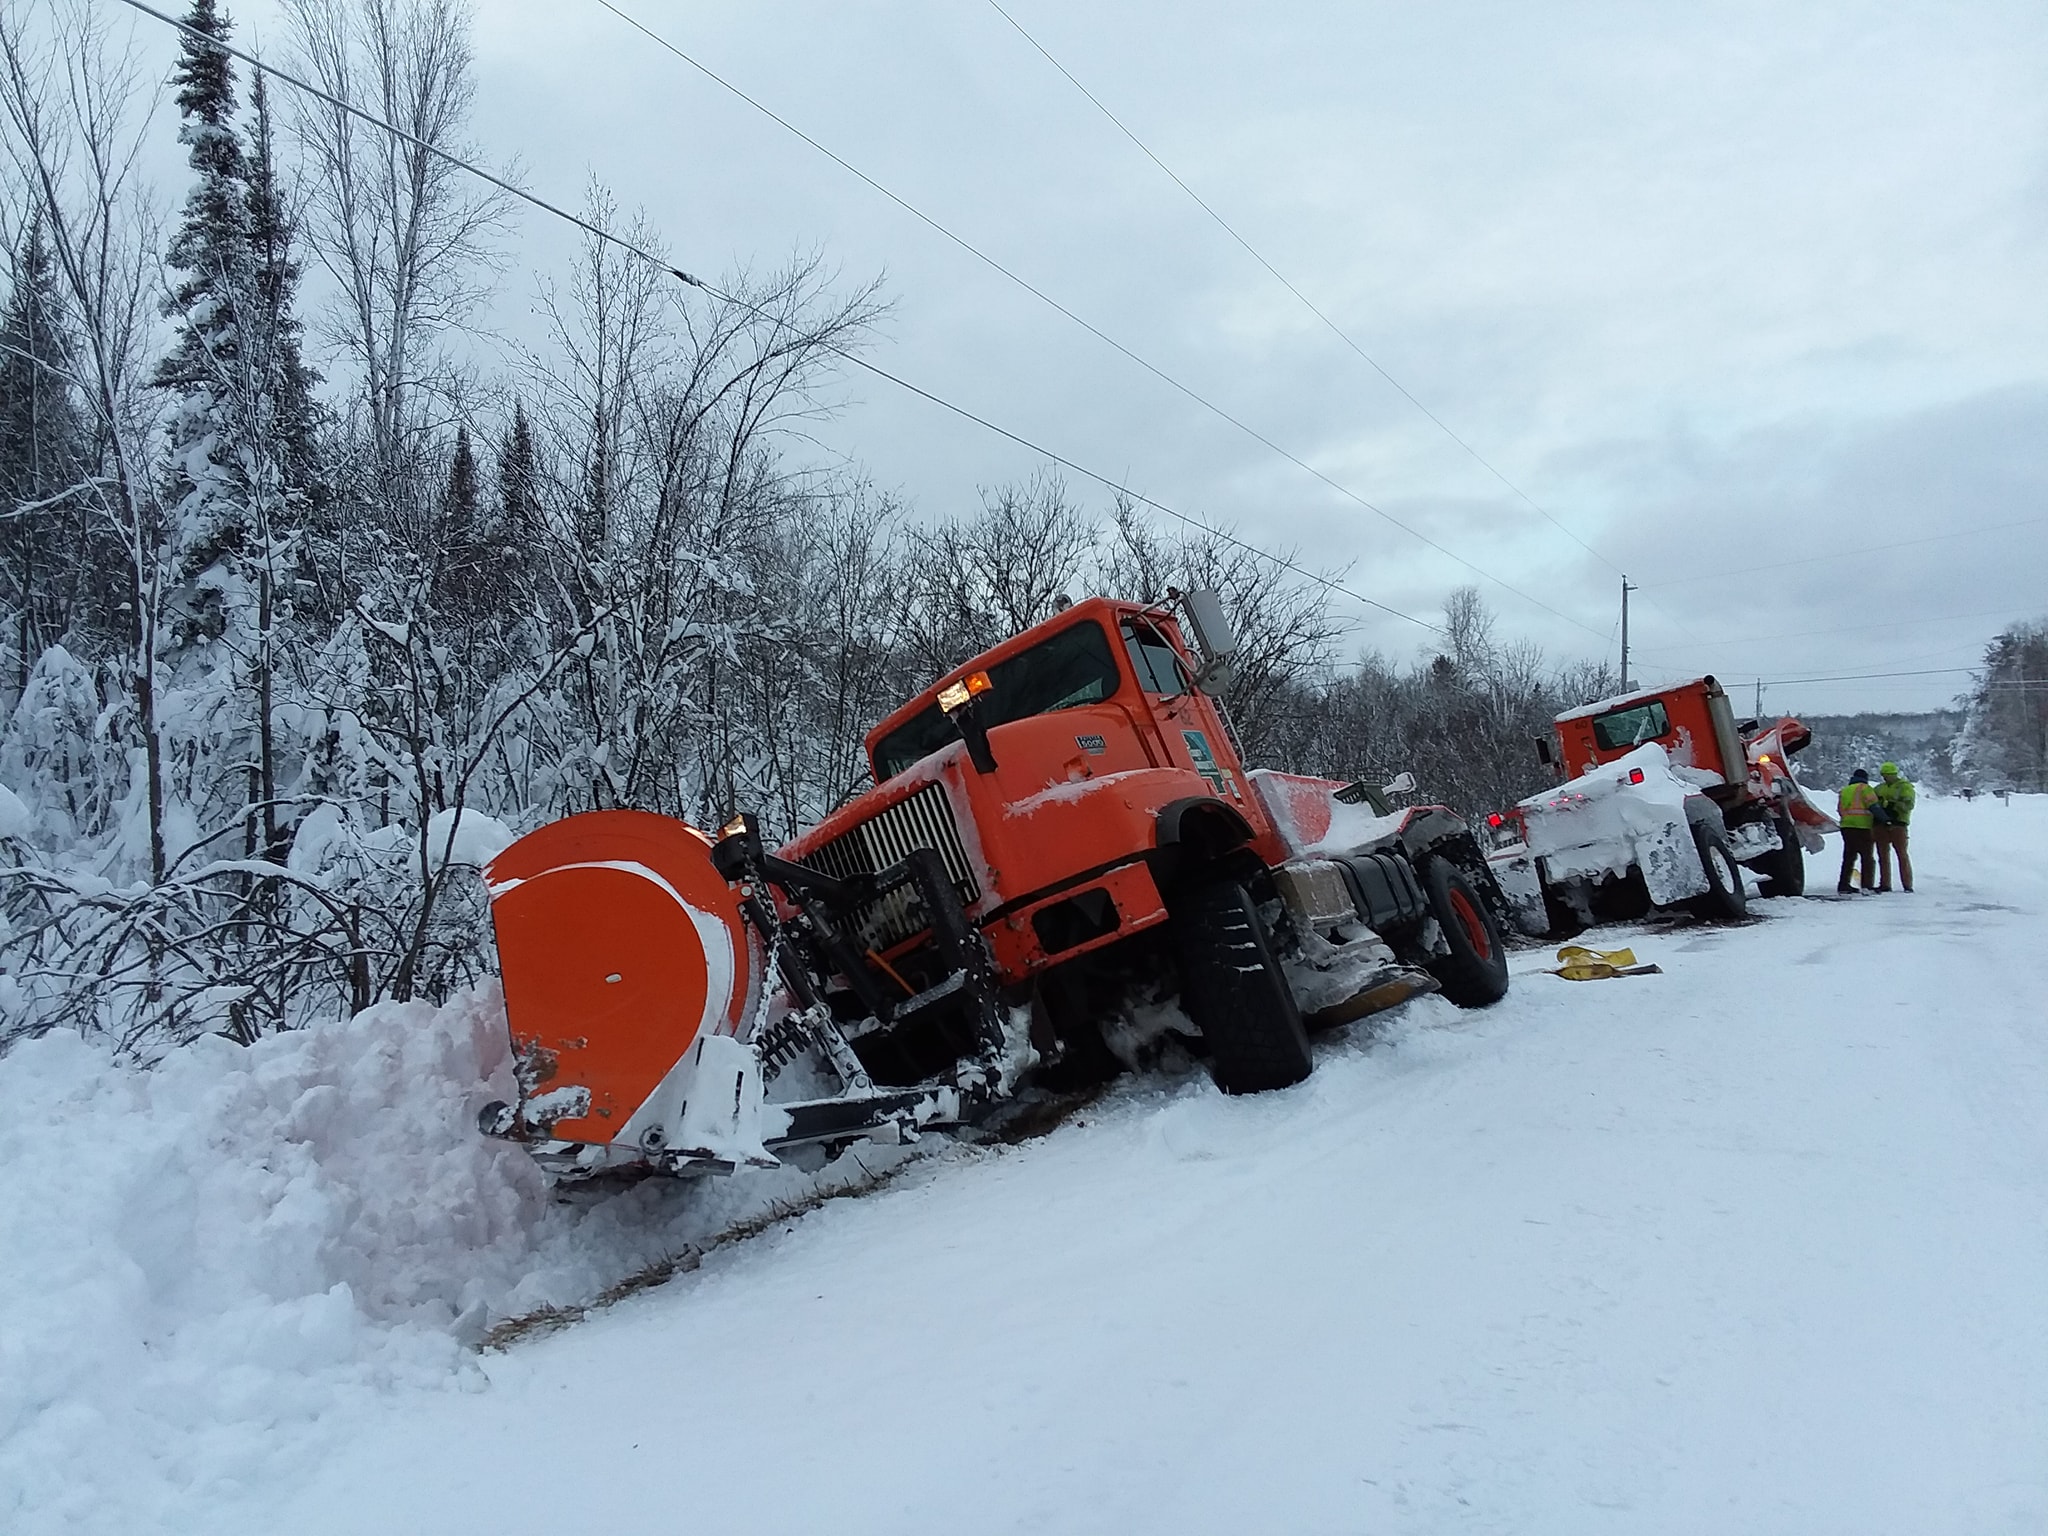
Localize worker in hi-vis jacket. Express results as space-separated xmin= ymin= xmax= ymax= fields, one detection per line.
xmin=1873 ymin=762 xmax=1916 ymax=893
xmin=1836 ymin=769 xmax=1879 ymax=894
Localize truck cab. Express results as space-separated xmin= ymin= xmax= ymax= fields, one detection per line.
xmin=781 ymin=599 xmax=1279 ymax=995
xmin=480 ymin=593 xmax=1512 ymax=1178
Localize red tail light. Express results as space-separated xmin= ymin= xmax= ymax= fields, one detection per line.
xmin=1487 ymin=812 xmax=1504 ymax=826
xmin=1627 ymin=767 xmax=1645 ymax=784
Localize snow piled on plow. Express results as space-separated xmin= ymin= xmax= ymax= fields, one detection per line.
xmin=0 ymin=985 xmax=889 ymax=1534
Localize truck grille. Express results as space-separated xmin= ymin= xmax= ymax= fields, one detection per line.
xmin=798 ymin=781 xmax=980 ymax=950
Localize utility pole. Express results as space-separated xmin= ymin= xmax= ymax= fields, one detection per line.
xmin=1619 ymin=575 xmax=1635 ymax=692
xmin=1755 ymin=678 xmax=1763 ymax=719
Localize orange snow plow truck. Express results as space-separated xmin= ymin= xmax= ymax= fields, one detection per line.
xmin=477 ymin=593 xmax=1511 ymax=1178
xmin=1483 ymin=675 xmax=1836 ymax=936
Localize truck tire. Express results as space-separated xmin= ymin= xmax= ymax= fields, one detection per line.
xmin=1170 ymin=877 xmax=1313 ymax=1094
xmin=1688 ymin=818 xmax=1748 ymax=921
xmin=1752 ymin=811 xmax=1806 ymax=899
xmin=1420 ymin=858 xmax=1510 ymax=1007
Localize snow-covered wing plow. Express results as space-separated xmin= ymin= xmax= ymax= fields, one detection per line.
xmin=481 ymin=811 xmax=757 ymax=1149
xmin=1746 ymin=719 xmax=1838 ymax=849
xmin=478 ymin=810 xmax=1025 ymax=1178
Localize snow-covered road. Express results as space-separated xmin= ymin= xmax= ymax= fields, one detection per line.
xmin=9 ymin=799 xmax=2048 ymax=1534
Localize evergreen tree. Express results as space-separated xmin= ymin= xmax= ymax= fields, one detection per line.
xmin=446 ymin=424 xmax=478 ymax=531
xmin=433 ymin=425 xmax=483 ymax=620
xmin=242 ymin=69 xmax=325 ymax=541
xmin=0 ymin=219 xmax=88 ymax=687
xmin=155 ymin=0 xmax=255 ymax=604
xmin=494 ymin=401 xmax=541 ymax=618
xmin=499 ymin=401 xmax=540 ymax=539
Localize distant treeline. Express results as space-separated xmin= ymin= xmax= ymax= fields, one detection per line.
xmin=1793 ymin=622 xmax=2048 ymax=794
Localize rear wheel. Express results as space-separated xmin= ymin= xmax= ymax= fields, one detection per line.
xmin=1170 ymin=877 xmax=1313 ymax=1094
xmin=1419 ymin=858 xmax=1510 ymax=1007
xmin=1688 ymin=819 xmax=1748 ymax=921
xmin=1752 ymin=811 xmax=1806 ymax=898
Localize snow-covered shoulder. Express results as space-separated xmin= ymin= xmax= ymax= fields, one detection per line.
xmin=0 ymin=986 xmax=904 ymax=1533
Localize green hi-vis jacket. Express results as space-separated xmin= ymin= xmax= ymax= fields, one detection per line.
xmin=1838 ymin=781 xmax=1880 ymax=829
xmin=1876 ymin=775 xmax=1916 ymax=826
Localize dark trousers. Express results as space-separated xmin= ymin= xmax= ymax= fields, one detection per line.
xmin=1875 ymin=825 xmax=1912 ymax=890
xmin=1838 ymin=827 xmax=1875 ymax=891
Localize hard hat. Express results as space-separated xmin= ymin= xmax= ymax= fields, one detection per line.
xmin=1880 ymin=761 xmax=1900 ymax=777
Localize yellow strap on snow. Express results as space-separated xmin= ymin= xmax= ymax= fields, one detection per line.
xmin=1548 ymin=944 xmax=1661 ymax=981
xmin=1556 ymin=945 xmax=1638 ymax=969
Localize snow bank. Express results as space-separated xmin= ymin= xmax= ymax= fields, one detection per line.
xmin=232 ymin=800 xmax=2048 ymax=1536
xmin=0 ymin=987 xmax=895 ymax=1534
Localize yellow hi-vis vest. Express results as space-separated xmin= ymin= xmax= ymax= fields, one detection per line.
xmin=1838 ymin=781 xmax=1878 ymax=829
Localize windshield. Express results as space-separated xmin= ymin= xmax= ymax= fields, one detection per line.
xmin=1591 ymin=700 xmax=1671 ymax=752
xmin=1123 ymin=622 xmax=1189 ymax=697
xmin=873 ymin=619 xmax=1124 ymax=781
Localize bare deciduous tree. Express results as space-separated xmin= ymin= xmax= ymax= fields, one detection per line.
xmin=283 ymin=0 xmax=511 ymax=498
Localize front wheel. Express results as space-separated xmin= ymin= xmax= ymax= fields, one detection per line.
xmin=1419 ymin=858 xmax=1510 ymax=1007
xmin=1751 ymin=811 xmax=1806 ymax=898
xmin=1170 ymin=877 xmax=1313 ymax=1094
xmin=1688 ymin=819 xmax=1748 ymax=921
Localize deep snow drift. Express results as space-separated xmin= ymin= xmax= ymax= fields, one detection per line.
xmin=5 ymin=796 xmax=2047 ymax=1534
xmin=0 ymin=986 xmax=906 ymax=1531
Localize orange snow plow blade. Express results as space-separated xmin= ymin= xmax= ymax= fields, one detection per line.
xmin=483 ymin=811 xmax=759 ymax=1148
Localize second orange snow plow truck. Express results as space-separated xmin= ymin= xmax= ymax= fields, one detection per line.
xmin=1483 ymin=675 xmax=1836 ymax=936
xmin=478 ymin=593 xmax=1511 ymax=1179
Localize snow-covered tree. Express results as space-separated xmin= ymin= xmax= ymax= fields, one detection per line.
xmin=243 ymin=69 xmax=330 ymax=600
xmin=0 ymin=218 xmax=89 ymax=688
xmin=156 ymin=0 xmax=255 ymax=606
xmin=1954 ymin=620 xmax=2048 ymax=792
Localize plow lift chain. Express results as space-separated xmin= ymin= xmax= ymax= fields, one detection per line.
xmin=711 ymin=815 xmax=1019 ymax=1149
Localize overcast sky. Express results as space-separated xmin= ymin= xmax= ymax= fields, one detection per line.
xmin=200 ymin=1 xmax=2048 ymax=714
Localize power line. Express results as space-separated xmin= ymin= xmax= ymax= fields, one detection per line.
xmin=590 ymin=0 xmax=1610 ymax=643
xmin=113 ymin=0 xmax=1444 ymax=637
xmin=981 ymin=0 xmax=1627 ymax=580
xmin=818 ymin=351 xmax=1442 ymax=632
xmin=1753 ymin=665 xmax=1985 ymax=686
xmin=1630 ymin=602 xmax=2035 ymax=654
xmin=981 ymin=2 xmax=1715 ymax=678
xmin=113 ymin=0 xmax=714 ymax=286
xmin=1639 ymin=515 xmax=2048 ymax=589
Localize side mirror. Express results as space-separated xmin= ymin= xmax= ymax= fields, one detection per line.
xmin=1175 ymin=587 xmax=1238 ymax=694
xmin=1380 ymin=771 xmax=1417 ymax=796
xmin=1534 ymin=735 xmax=1558 ymax=771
